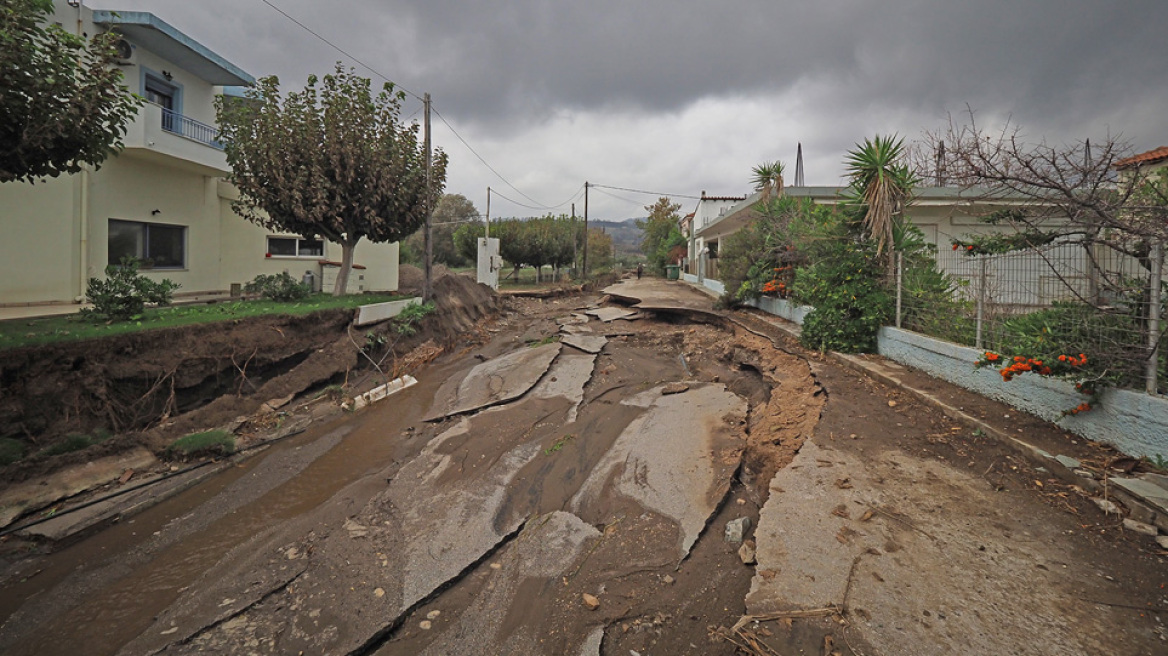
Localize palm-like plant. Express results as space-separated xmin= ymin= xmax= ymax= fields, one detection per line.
xmin=752 ymin=160 xmax=786 ymax=201
xmin=844 ymin=135 xmax=918 ymax=261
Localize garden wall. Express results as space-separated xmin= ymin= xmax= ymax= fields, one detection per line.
xmin=681 ymin=273 xmax=725 ymax=296
xmin=736 ymin=285 xmax=1168 ymax=458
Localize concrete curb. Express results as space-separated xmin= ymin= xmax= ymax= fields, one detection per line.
xmin=735 ymin=309 xmax=1168 ymax=536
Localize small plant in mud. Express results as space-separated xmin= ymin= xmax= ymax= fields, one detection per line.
xmin=527 ymin=334 xmax=561 ymax=348
xmin=392 ymin=301 xmax=435 ymax=336
xmin=244 ymin=272 xmax=311 ymax=302
xmin=544 ymin=434 xmax=575 ymax=455
xmin=82 ymin=257 xmax=179 ymax=321
xmin=37 ymin=428 xmax=113 ymax=458
xmin=0 ymin=437 xmax=25 ymax=466
xmin=167 ymin=430 xmax=235 ymax=459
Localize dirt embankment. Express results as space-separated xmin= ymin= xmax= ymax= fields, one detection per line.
xmin=0 ymin=274 xmax=498 ymax=488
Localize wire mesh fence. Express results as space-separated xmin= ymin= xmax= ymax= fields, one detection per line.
xmin=897 ymin=235 xmax=1166 ymax=395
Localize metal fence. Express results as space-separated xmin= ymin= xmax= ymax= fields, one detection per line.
xmin=896 ymin=235 xmax=1166 ymax=395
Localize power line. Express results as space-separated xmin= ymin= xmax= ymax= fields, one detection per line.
xmin=591 ymin=186 xmax=648 ymax=207
xmin=259 ymin=0 xmax=423 ymax=102
xmin=431 ymin=106 xmax=576 ymax=210
xmin=259 ymin=0 xmax=577 ymax=216
xmin=590 ymin=183 xmax=702 ymax=200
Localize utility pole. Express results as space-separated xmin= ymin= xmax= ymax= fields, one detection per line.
xmin=571 ymin=202 xmax=577 ymax=278
xmin=422 ymin=92 xmax=433 ymax=302
xmin=583 ymin=181 xmax=590 ymax=277
xmin=485 ymin=186 xmax=491 ymax=238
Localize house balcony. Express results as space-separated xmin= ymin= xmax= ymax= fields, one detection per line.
xmin=122 ymin=102 xmax=230 ymax=176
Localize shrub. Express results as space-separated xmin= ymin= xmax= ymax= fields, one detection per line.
xmin=83 ymin=257 xmax=180 ymax=321
xmin=244 ymin=272 xmax=311 ymax=301
xmin=167 ymin=430 xmax=235 ymax=458
xmin=393 ymin=301 xmax=435 ymax=336
xmin=0 ymin=437 xmax=25 ymax=466
xmin=794 ymin=245 xmax=892 ymax=353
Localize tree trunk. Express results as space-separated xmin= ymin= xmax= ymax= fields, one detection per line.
xmin=334 ymin=237 xmax=358 ymax=296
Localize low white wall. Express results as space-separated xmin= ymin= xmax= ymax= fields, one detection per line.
xmin=877 ymin=327 xmax=1168 ymax=459
xmin=746 ymin=296 xmax=811 ymax=325
xmin=354 ymin=297 xmax=422 ymax=327
xmin=702 ymin=278 xmax=726 ymax=295
xmin=681 ymin=273 xmax=699 ymax=284
xmin=742 ymin=296 xmax=1168 ymax=458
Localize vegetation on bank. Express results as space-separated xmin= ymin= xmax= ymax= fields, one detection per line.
xmin=0 ymin=292 xmax=407 ymax=350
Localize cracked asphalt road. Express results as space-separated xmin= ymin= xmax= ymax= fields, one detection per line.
xmin=2 ymin=277 xmax=1165 ymax=655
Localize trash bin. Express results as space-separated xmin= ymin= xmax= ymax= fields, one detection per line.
xmin=665 ymin=265 xmax=680 ymax=281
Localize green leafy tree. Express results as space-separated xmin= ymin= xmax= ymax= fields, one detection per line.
xmin=216 ymin=64 xmax=447 ymax=295
xmin=843 ymin=135 xmax=917 ymax=276
xmin=1 ymin=0 xmax=142 ymax=182
xmin=404 ymin=193 xmax=480 ymax=267
xmin=636 ymin=197 xmax=685 ymax=274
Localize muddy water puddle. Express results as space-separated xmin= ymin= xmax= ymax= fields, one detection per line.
xmin=0 ymin=361 xmax=463 ymax=656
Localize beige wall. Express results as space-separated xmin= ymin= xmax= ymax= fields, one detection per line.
xmin=217 ymin=190 xmax=400 ymax=294
xmin=0 ymin=175 xmax=80 ymax=303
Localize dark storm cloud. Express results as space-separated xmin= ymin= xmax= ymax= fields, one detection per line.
xmin=104 ymin=0 xmax=1168 ymax=215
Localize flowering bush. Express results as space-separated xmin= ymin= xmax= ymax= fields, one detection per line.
xmin=976 ymin=350 xmax=1099 ymax=415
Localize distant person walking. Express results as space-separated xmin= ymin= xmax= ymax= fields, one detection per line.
xmin=636 ymin=263 xmax=644 ymax=279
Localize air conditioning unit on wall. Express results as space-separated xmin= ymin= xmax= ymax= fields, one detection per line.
xmin=114 ymin=38 xmax=136 ymax=65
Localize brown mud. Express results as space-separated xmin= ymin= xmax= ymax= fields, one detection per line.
xmin=0 ymin=274 xmax=497 ymax=490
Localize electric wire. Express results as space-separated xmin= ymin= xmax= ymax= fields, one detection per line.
xmin=589 ymin=183 xmax=702 ymax=200
xmin=259 ymin=0 xmax=424 ymax=102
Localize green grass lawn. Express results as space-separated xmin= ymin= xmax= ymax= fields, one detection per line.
xmin=0 ymin=293 xmax=407 ymax=351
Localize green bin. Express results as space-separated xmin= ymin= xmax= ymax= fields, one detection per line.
xmin=665 ymin=265 xmax=680 ymax=280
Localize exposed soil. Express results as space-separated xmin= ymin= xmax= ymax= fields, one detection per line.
xmin=0 ymin=273 xmax=499 ymax=490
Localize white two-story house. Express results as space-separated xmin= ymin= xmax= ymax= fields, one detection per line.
xmin=1 ymin=1 xmax=401 ymax=307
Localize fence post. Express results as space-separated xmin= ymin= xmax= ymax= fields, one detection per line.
xmin=975 ymin=256 xmax=987 ymax=350
xmin=1147 ymin=240 xmax=1164 ymax=395
xmin=895 ymin=251 xmax=903 ymax=329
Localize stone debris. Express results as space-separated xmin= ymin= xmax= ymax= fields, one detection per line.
xmin=1122 ymin=518 xmax=1159 ymax=536
xmin=663 ymin=575 xmax=675 ymax=585
xmin=420 ymin=620 xmax=433 ymax=630
xmin=725 ymin=517 xmax=752 ymax=544
xmin=738 ymin=539 xmax=757 ymax=565
xmin=661 ymin=382 xmax=690 ymax=395
xmin=1054 ymin=455 xmax=1082 ymax=469
xmin=426 ymin=609 xmax=442 ymax=620
xmin=344 ymin=518 xmax=369 ymax=538
xmin=1093 ymin=498 xmax=1122 ymax=515
xmin=582 ymin=593 xmax=601 ymax=610
xmin=1157 ymin=535 xmax=1168 ymax=549
xmin=584 ymin=307 xmax=638 ymax=323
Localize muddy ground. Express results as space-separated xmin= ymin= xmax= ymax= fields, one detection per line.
xmin=0 ymin=278 xmax=1165 ymax=655
xmin=0 ymin=274 xmax=498 ymax=488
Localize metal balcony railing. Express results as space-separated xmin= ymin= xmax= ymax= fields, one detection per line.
xmin=160 ymin=108 xmax=224 ymax=150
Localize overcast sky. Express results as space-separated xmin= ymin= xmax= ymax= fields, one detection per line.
xmin=100 ymin=0 xmax=1167 ymax=220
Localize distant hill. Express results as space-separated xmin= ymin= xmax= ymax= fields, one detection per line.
xmin=591 ymin=219 xmax=644 ymax=255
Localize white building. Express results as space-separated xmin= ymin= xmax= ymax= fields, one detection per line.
xmin=0 ymin=2 xmax=400 ymax=308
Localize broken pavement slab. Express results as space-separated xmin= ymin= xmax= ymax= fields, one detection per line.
xmin=0 ymin=447 xmax=158 ymax=530
xmin=415 ymin=511 xmax=602 ymax=655
xmin=424 ymin=343 xmax=561 ymax=421
xmin=560 ymin=334 xmax=607 ymax=354
xmin=572 ymin=383 xmax=747 ymax=558
xmin=584 ymin=307 xmax=638 ymax=323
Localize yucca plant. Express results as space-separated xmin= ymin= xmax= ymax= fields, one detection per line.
xmin=844 ymin=135 xmax=918 ymax=274
xmin=751 ymin=160 xmax=786 ymax=201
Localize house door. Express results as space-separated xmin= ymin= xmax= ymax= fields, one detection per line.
xmin=145 ymin=76 xmax=177 ymax=132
